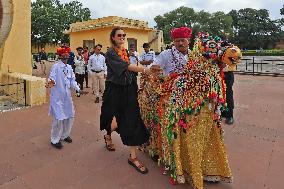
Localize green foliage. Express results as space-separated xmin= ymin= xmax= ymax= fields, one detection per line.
xmin=154 ymin=6 xmax=233 ymax=44
xmin=280 ymin=5 xmax=284 ymax=27
xmin=154 ymin=6 xmax=283 ymax=49
xmin=228 ymin=8 xmax=281 ymax=49
xmin=32 ymin=0 xmax=91 ymax=46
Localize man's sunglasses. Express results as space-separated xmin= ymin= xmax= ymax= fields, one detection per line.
xmin=117 ymin=34 xmax=126 ymax=37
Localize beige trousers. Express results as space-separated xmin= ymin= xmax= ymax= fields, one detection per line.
xmin=40 ymin=60 xmax=47 ymax=75
xmin=90 ymin=72 xmax=105 ymax=97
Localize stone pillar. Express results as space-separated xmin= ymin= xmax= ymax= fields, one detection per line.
xmin=0 ymin=0 xmax=13 ymax=72
xmin=0 ymin=0 xmax=13 ymax=48
xmin=0 ymin=1 xmax=3 ymax=26
xmin=0 ymin=0 xmax=47 ymax=107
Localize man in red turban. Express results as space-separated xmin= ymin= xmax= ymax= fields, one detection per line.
xmin=56 ymin=47 xmax=70 ymax=59
xmin=144 ymin=26 xmax=194 ymax=180
xmin=150 ymin=26 xmax=192 ymax=75
xmin=142 ymin=26 xmax=233 ymax=187
xmin=170 ymin=27 xmax=192 ymax=56
xmin=57 ymin=43 xmax=71 ymax=56
xmin=46 ymin=42 xmax=80 ymax=149
xmin=170 ymin=26 xmax=192 ymax=39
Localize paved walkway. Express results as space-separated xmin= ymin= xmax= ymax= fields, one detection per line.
xmin=0 ymin=73 xmax=283 ymax=189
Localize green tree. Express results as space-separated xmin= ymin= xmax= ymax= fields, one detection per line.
xmin=154 ymin=6 xmax=196 ymax=43
xmin=205 ymin=11 xmax=233 ymax=38
xmin=31 ymin=0 xmax=91 ymax=48
xmin=229 ymin=8 xmax=281 ymax=49
xmin=192 ymin=11 xmax=233 ymax=39
xmin=280 ymin=5 xmax=284 ymax=27
xmin=154 ymin=6 xmax=233 ymax=44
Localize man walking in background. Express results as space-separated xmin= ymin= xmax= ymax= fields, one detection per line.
xmin=74 ymin=47 xmax=86 ymax=92
xmin=223 ymin=62 xmax=236 ymax=125
xmin=139 ymin=43 xmax=155 ymax=66
xmin=83 ymin=46 xmax=90 ymax=88
xmin=68 ymin=51 xmax=76 ymax=73
xmin=88 ymin=45 xmax=107 ymax=103
xmin=38 ymin=47 xmax=48 ymax=75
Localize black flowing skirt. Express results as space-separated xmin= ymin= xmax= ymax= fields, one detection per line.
xmin=100 ymin=80 xmax=149 ymax=146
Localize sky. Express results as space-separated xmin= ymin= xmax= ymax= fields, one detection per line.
xmin=41 ymin=0 xmax=284 ymax=27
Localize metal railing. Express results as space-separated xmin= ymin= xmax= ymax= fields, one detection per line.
xmin=236 ymin=57 xmax=284 ymax=76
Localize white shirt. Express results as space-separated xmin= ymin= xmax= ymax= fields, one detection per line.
xmin=74 ymin=55 xmax=86 ymax=74
xmin=48 ymin=61 xmax=80 ymax=120
xmin=139 ymin=51 xmax=155 ymax=67
xmin=88 ymin=53 xmax=107 ymax=74
xmin=129 ymin=51 xmax=139 ymax=65
xmin=151 ymin=46 xmax=188 ymax=76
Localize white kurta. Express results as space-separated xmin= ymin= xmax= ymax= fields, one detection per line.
xmin=48 ymin=61 xmax=80 ymax=120
xmin=151 ymin=46 xmax=188 ymax=76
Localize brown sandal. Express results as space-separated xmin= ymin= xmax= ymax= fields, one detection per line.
xmin=104 ymin=135 xmax=115 ymax=151
xmin=137 ymin=144 xmax=146 ymax=152
xmin=128 ymin=157 xmax=148 ymax=174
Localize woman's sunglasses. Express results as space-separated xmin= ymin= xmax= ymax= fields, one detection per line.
xmin=117 ymin=34 xmax=126 ymax=37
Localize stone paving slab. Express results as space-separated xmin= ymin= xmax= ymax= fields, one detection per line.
xmin=0 ymin=73 xmax=284 ymax=189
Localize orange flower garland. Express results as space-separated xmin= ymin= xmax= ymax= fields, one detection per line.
xmin=115 ymin=47 xmax=130 ymax=64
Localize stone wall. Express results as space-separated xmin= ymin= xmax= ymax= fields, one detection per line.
xmin=1 ymin=72 xmax=46 ymax=106
xmin=148 ymin=30 xmax=164 ymax=53
xmin=1 ymin=0 xmax=31 ymax=75
xmin=0 ymin=0 xmax=47 ymax=107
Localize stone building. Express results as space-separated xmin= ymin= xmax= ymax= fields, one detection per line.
xmin=65 ymin=16 xmax=164 ymax=54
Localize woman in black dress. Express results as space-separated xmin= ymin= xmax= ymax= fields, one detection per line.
xmin=100 ymin=27 xmax=152 ymax=174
